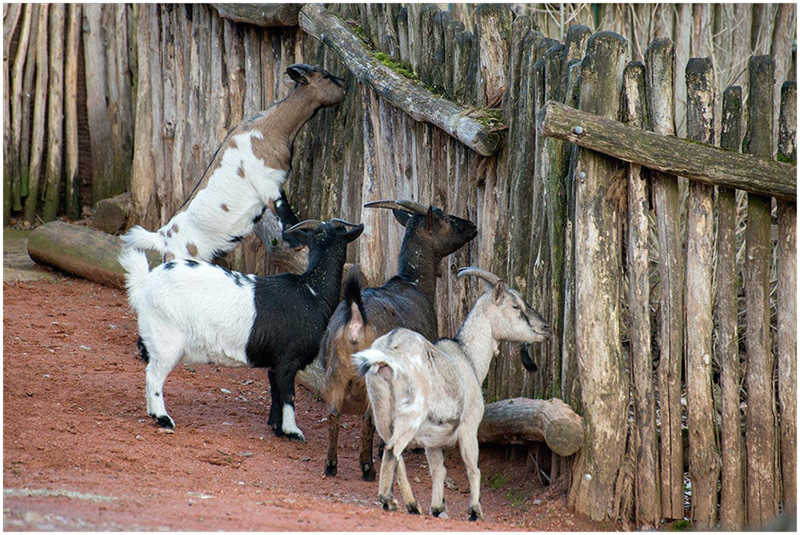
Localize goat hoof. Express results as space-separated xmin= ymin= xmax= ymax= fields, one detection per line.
xmin=467 ymin=506 xmax=483 ymax=522
xmin=151 ymin=414 xmax=175 ymax=430
xmin=324 ymin=462 xmax=337 ymax=477
xmin=286 ymin=432 xmax=305 ymax=443
xmin=361 ymin=464 xmax=376 ymax=481
xmin=406 ymin=502 xmax=422 ymax=515
xmin=380 ymin=497 xmax=398 ymax=512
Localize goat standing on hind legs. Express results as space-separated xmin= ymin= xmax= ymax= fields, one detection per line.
xmin=353 ymin=268 xmax=551 ymax=521
xmin=320 ymin=200 xmax=477 ymax=481
xmin=122 ymin=63 xmax=345 ymax=262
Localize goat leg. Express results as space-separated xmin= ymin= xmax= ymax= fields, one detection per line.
xmin=325 ymin=409 xmax=340 ymax=476
xmin=396 ymin=455 xmax=421 ymax=514
xmin=359 ymin=409 xmax=376 ymax=481
xmin=377 ymin=447 xmax=398 ymax=511
xmin=426 ymin=447 xmax=447 ymax=517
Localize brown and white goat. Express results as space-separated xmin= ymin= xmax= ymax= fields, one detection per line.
xmin=122 ymin=64 xmax=345 ymax=262
xmin=320 ymin=200 xmax=477 ymax=481
xmin=353 ymin=268 xmax=551 ymax=520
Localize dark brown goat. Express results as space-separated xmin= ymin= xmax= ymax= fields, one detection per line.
xmin=320 ymin=200 xmax=477 ymax=480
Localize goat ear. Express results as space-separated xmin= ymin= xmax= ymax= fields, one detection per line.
xmin=286 ymin=66 xmax=310 ymax=85
xmin=343 ymin=224 xmax=365 ymax=242
xmin=392 ymin=209 xmax=411 ymax=227
xmin=425 ymin=206 xmax=435 ymax=230
xmin=492 ymin=280 xmax=506 ymax=303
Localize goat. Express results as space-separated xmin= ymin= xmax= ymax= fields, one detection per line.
xmin=352 ymin=268 xmax=551 ymax=520
xmin=122 ymin=64 xmax=345 ymax=262
xmin=118 ymin=218 xmax=363 ymax=441
xmin=321 ymin=200 xmax=477 ymax=481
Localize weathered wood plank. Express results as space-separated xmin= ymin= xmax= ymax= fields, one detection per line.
xmin=538 ymin=100 xmax=796 ymax=200
xmin=3 ymin=3 xmax=22 ymax=223
xmin=211 ymin=4 xmax=301 ymax=27
xmin=683 ymin=56 xmax=719 ymax=529
xmin=568 ymin=31 xmax=629 ymax=523
xmin=776 ymin=80 xmax=797 ymax=517
xmin=42 ymin=5 xmax=65 ymax=223
xmin=717 ymin=85 xmax=745 ymax=531
xmin=621 ymin=60 xmax=659 ymax=529
xmin=298 ymin=3 xmax=503 ymax=157
xmin=645 ymin=36 xmax=684 ymax=522
xmin=743 ymin=54 xmax=778 ymax=529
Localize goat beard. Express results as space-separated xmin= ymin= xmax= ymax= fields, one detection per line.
xmin=520 ymin=344 xmax=538 ymax=373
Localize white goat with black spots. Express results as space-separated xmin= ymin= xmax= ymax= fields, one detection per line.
xmin=122 ymin=64 xmax=345 ymax=262
xmin=353 ymin=268 xmax=551 ymax=521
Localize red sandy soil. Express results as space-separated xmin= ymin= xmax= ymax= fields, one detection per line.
xmin=3 ymin=274 xmax=618 ymax=531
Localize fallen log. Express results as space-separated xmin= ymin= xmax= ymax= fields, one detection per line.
xmin=538 ymin=99 xmax=796 ymax=200
xmin=27 ymin=221 xmax=159 ymax=289
xmin=298 ymin=3 xmax=504 ymax=157
xmin=91 ymin=192 xmax=133 ymax=234
xmin=211 ymin=4 xmax=301 ymax=27
xmin=478 ymin=397 xmax=584 ymax=456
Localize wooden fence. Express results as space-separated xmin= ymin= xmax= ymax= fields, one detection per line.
xmin=3 ymin=3 xmax=797 ymax=529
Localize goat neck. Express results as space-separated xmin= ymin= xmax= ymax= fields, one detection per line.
xmin=452 ymin=297 xmax=497 ymax=381
xmin=270 ymin=85 xmax=327 ymax=148
xmin=396 ymin=228 xmax=440 ymax=301
xmin=302 ymin=242 xmax=349 ymax=314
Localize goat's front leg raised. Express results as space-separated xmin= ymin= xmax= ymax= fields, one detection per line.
xmin=425 ymin=447 xmax=448 ymax=518
xmin=459 ymin=431 xmax=483 ymax=521
xmin=359 ymin=409 xmax=376 ymax=481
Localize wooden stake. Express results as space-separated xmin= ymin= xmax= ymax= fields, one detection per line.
xmin=622 ymin=60 xmax=659 ymax=529
xmin=646 ymin=37 xmax=684 ymax=522
xmin=568 ymin=31 xmax=629 ymax=523
xmin=64 ymin=4 xmax=81 ymax=220
xmin=23 ymin=4 xmax=48 ymax=224
xmin=684 ymin=56 xmax=719 ymax=529
xmin=9 ymin=3 xmax=33 ymax=213
xmin=718 ymin=85 xmax=745 ymax=531
xmin=743 ymin=54 xmax=778 ymax=529
xmin=42 ymin=5 xmax=65 ymax=223
xmin=776 ymin=81 xmax=797 ymax=517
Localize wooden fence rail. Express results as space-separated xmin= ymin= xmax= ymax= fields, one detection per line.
xmin=3 ymin=3 xmax=796 ymax=530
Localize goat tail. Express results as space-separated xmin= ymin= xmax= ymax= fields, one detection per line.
xmin=352 ymin=348 xmax=389 ymax=378
xmin=343 ymin=265 xmax=368 ymax=345
xmin=121 ymin=225 xmax=164 ymax=253
xmin=343 ymin=265 xmax=363 ymax=310
xmin=117 ymin=248 xmax=152 ymax=295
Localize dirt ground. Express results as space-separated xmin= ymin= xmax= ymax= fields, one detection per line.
xmin=3 ymin=235 xmax=617 ymax=531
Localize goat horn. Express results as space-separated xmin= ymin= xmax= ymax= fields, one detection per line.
xmin=456 ymin=267 xmax=502 ymax=286
xmin=331 ymin=218 xmax=361 ymax=227
xmin=285 ymin=219 xmax=323 ymax=233
xmin=363 ymin=199 xmax=428 ymax=215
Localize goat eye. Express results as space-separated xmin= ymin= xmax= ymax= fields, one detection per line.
xmin=512 ymin=304 xmax=520 ymax=310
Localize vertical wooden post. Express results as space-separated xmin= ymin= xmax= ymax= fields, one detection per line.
xmin=64 ymin=4 xmax=81 ymax=220
xmin=622 ymin=60 xmax=659 ymax=529
xmin=776 ymin=80 xmax=797 ymax=516
xmin=3 ymin=4 xmax=22 ymax=223
xmin=718 ymin=85 xmax=745 ymax=531
xmin=23 ymin=4 xmax=48 ymax=224
xmin=645 ymin=37 xmax=685 ymax=521
xmin=684 ymin=56 xmax=719 ymax=529
xmin=743 ymin=54 xmax=778 ymax=529
xmin=568 ymin=31 xmax=629 ymax=522
xmin=42 ymin=5 xmax=65 ymax=223
xmin=560 ymin=58 xmax=583 ymax=413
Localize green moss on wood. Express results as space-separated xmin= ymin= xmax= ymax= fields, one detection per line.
xmin=374 ymin=51 xmax=418 ymax=82
xmin=777 ymin=152 xmax=796 ymax=165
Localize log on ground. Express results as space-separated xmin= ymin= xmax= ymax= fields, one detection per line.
xmin=91 ymin=192 xmax=133 ymax=234
xmin=27 ymin=221 xmax=160 ymax=289
xmin=478 ymin=397 xmax=584 ymax=457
